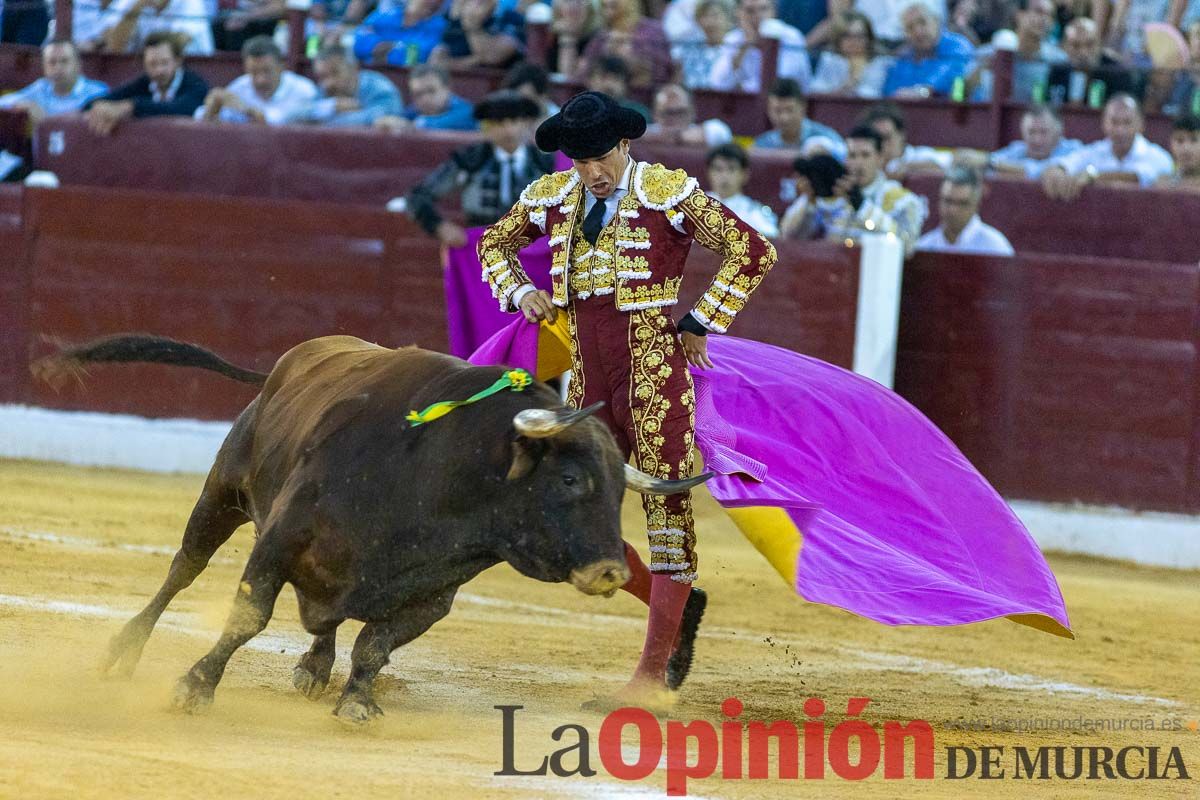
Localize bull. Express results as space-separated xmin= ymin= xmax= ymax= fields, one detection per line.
xmin=35 ymin=334 xmax=708 ymax=723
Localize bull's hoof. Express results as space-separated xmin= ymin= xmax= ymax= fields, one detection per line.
xmin=333 ymin=696 xmax=383 ymax=726
xmin=666 ymin=587 xmax=707 ymax=691
xmin=100 ymin=627 xmax=148 ymax=680
xmin=293 ymin=665 xmax=329 ymax=700
xmin=171 ymin=675 xmax=214 ymax=715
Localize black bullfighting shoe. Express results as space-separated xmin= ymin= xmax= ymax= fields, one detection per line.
xmin=665 ymin=587 xmax=707 ymax=691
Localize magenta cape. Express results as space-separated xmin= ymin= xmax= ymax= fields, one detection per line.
xmin=443 ymin=229 xmax=552 ymax=359
xmin=470 ymin=319 xmax=1072 ymax=638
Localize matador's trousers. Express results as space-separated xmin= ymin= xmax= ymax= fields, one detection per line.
xmin=565 ymin=294 xmax=698 ymax=583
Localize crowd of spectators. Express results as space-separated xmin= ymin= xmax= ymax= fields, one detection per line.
xmin=4 ymin=0 xmax=1200 ymax=253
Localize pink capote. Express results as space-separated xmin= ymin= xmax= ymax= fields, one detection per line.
xmin=469 ymin=319 xmax=1072 ymax=638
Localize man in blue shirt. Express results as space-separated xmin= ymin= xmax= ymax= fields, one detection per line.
xmin=352 ymin=0 xmax=447 ymax=66
xmin=989 ymin=105 xmax=1082 ymax=178
xmin=883 ymin=3 xmax=975 ymax=98
xmin=752 ymin=77 xmax=847 ymax=160
xmin=289 ymin=43 xmax=403 ymax=126
xmin=0 ymin=41 xmax=108 ymax=126
xmin=1 ymin=40 xmax=107 ymax=180
xmin=431 ymin=0 xmax=525 ymax=70
xmin=374 ymin=63 xmax=478 ymax=132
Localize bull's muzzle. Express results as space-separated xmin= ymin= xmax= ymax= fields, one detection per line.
xmin=568 ymin=559 xmax=632 ymax=597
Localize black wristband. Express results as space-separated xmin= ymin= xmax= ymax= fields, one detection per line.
xmin=677 ymin=312 xmax=708 ymax=337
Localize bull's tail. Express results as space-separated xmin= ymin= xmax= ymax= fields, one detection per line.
xmin=32 ymin=333 xmax=268 ymax=390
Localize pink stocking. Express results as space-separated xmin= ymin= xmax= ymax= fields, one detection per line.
xmin=630 ymin=574 xmax=691 ymax=686
xmin=619 ymin=541 xmax=652 ymax=605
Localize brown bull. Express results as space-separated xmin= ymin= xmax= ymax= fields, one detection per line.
xmin=35 ymin=334 xmax=707 ymax=723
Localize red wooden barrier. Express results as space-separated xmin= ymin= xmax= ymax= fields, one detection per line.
xmin=897 ymin=251 xmax=1200 ymax=511
xmin=0 ymin=107 xmax=31 ymax=163
xmin=20 ymin=185 xmax=446 ymax=419
xmin=0 ymin=184 xmax=30 ymax=405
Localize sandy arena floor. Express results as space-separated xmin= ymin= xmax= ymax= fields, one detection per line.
xmin=0 ymin=458 xmax=1197 ymax=799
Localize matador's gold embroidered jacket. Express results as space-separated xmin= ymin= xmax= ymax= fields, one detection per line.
xmin=476 ymin=160 xmax=777 ymax=333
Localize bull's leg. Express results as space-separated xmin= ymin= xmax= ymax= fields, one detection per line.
xmin=333 ymin=589 xmax=456 ymax=725
xmin=102 ymin=481 xmax=249 ymax=678
xmin=293 ymin=630 xmax=337 ymax=700
xmin=171 ymin=539 xmax=287 ymax=714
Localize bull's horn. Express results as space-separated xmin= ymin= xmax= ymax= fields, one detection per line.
xmin=513 ymin=402 xmax=604 ymax=438
xmin=624 ymin=464 xmax=713 ymax=495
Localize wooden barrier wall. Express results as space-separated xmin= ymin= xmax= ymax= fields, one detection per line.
xmin=29 ymin=117 xmax=1200 ymax=264
xmin=2 ymin=183 xmax=1198 ymax=514
xmin=898 ymin=251 xmax=1200 ymax=510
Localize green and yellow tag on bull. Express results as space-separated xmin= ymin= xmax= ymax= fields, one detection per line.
xmin=406 ymin=369 xmax=534 ymax=427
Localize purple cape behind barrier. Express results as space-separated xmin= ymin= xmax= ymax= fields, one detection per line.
xmin=444 ymin=229 xmax=552 ymax=358
xmin=470 ymin=319 xmax=1071 ymax=636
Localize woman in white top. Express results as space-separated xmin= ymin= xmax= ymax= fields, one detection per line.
xmin=809 ymin=11 xmax=893 ymax=98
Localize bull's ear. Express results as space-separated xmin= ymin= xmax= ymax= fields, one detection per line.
xmin=507 ymin=437 xmax=546 ymax=481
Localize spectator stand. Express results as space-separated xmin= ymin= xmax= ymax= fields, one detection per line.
xmin=0 ymin=16 xmax=1180 ymax=148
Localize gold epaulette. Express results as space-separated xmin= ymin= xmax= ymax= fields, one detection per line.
xmin=880 ymin=183 xmax=912 ymax=213
xmin=633 ymin=162 xmax=699 ymax=211
xmin=519 ymin=170 xmax=581 ymax=208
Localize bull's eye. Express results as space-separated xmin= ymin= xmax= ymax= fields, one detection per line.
xmin=562 ymin=474 xmax=578 ymax=487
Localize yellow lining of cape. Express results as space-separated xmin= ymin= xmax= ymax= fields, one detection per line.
xmin=536 ymin=315 xmax=574 ymax=380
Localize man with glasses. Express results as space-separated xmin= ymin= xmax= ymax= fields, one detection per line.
xmin=643 ymin=83 xmax=733 ymax=148
xmin=916 ymin=166 xmax=1014 ymax=255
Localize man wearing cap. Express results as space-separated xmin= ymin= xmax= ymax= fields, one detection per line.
xmin=407 ymin=90 xmax=553 ymax=247
xmin=478 ymin=91 xmax=777 ymax=710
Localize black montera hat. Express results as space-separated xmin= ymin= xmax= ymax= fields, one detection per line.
xmin=534 ymin=91 xmax=647 ymax=159
xmin=473 ymin=90 xmax=541 ymax=122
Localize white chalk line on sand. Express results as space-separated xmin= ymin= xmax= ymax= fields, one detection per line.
xmin=0 ymin=527 xmax=1184 ymax=710
xmin=0 ymin=527 xmax=240 ymax=564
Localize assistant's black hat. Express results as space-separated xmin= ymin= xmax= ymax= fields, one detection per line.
xmin=473 ymin=89 xmax=541 ymax=122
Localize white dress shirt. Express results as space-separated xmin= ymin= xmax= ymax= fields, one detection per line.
xmin=1054 ymin=134 xmax=1175 ymax=187
xmin=151 ymin=68 xmax=185 ymax=103
xmin=917 ymin=215 xmax=1014 ymax=256
xmin=199 ymin=71 xmax=319 ymax=125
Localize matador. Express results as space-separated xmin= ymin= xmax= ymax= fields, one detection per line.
xmin=477 ymin=91 xmax=776 ymax=709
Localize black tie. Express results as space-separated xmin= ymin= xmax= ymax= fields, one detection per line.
xmin=582 ymin=198 xmax=607 ymax=245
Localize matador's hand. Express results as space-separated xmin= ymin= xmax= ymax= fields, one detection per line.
xmin=681 ymin=331 xmax=713 ymax=369
xmin=519 ymin=289 xmax=559 ymax=324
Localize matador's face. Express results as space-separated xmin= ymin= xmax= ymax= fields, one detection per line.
xmin=572 ymin=141 xmax=631 ymax=199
